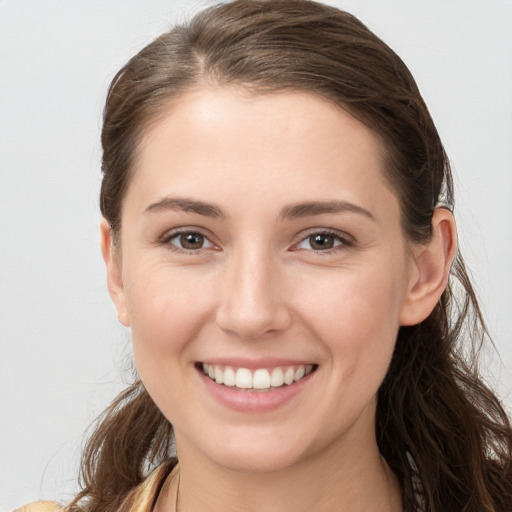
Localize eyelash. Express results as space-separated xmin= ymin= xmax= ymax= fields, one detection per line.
xmin=159 ymin=228 xmax=354 ymax=254
xmin=159 ymin=228 xmax=218 ymax=254
xmin=291 ymin=229 xmax=354 ymax=253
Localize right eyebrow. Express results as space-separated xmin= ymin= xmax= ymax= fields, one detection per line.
xmin=280 ymin=199 xmax=376 ymax=222
xmin=144 ymin=197 xmax=227 ymax=219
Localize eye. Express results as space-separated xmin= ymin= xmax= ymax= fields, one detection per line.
xmin=294 ymin=230 xmax=352 ymax=252
xmin=162 ymin=230 xmax=216 ymax=252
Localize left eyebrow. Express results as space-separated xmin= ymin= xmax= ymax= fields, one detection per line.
xmin=280 ymin=200 xmax=376 ymax=221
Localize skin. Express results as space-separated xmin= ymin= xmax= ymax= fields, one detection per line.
xmin=102 ymin=87 xmax=456 ymax=512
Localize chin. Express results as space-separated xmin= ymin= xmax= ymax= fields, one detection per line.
xmin=175 ymin=426 xmax=311 ymax=474
xmin=216 ymin=447 xmax=304 ymax=474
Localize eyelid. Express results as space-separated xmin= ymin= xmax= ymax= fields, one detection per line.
xmin=157 ymin=226 xmax=354 ymax=254
xmin=159 ymin=226 xmax=219 ymax=253
xmin=291 ymin=228 xmax=355 ymax=252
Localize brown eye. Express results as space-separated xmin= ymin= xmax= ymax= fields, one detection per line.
xmin=308 ymin=233 xmax=335 ymax=250
xmin=165 ymin=231 xmax=214 ymax=252
xmin=179 ymin=233 xmax=205 ymax=249
xmin=294 ymin=230 xmax=352 ymax=252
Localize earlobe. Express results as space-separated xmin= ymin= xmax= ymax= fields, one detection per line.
xmin=100 ymin=219 xmax=130 ymax=327
xmin=400 ymin=208 xmax=457 ymax=326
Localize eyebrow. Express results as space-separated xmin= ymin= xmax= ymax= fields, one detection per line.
xmin=145 ymin=197 xmax=226 ymax=218
xmin=280 ymin=200 xmax=375 ymax=221
xmin=144 ymin=196 xmax=375 ymax=222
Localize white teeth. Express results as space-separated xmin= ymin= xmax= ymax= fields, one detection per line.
xmin=223 ymin=366 xmax=236 ymax=386
xmin=235 ymin=368 xmax=253 ymax=389
xmin=270 ymin=367 xmax=284 ymax=387
xmin=201 ymin=363 xmax=314 ymax=390
xmin=253 ymin=369 xmax=271 ymax=389
xmin=294 ymin=366 xmax=305 ymax=382
xmin=214 ymin=366 xmax=224 ymax=384
xmin=283 ymin=367 xmax=295 ymax=385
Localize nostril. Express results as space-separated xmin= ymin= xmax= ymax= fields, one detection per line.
xmin=215 ymin=302 xmax=292 ymax=340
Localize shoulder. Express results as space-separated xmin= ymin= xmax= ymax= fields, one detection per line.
xmin=13 ymin=501 xmax=62 ymax=512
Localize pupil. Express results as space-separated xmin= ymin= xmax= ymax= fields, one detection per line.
xmin=311 ymin=234 xmax=334 ymax=250
xmin=181 ymin=233 xmax=203 ymax=249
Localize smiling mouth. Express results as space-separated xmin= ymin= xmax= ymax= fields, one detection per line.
xmin=198 ymin=363 xmax=318 ymax=392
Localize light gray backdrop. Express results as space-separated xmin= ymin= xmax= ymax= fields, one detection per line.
xmin=1 ymin=1 xmax=511 ymax=510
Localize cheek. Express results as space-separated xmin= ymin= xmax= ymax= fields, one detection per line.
xmin=124 ymin=267 xmax=214 ymax=421
xmin=300 ymin=266 xmax=406 ymax=340
xmin=297 ymin=268 xmax=406 ymax=422
xmin=295 ymin=261 xmax=408 ymax=389
xmin=124 ymin=264 xmax=215 ymax=363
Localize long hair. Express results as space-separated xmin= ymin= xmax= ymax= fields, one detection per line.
xmin=68 ymin=1 xmax=512 ymax=511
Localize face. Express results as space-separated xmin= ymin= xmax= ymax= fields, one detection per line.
xmin=106 ymin=87 xmax=422 ymax=473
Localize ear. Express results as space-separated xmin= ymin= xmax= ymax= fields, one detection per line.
xmin=100 ymin=219 xmax=130 ymax=327
xmin=400 ymin=208 xmax=457 ymax=326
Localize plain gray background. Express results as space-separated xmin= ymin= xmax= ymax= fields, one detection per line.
xmin=1 ymin=0 xmax=511 ymax=510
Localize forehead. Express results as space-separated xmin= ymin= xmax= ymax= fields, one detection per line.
xmin=126 ymin=87 xmax=398 ymax=220
xmin=140 ymin=86 xmax=382 ymax=160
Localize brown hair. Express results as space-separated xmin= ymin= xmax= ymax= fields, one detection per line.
xmin=69 ymin=1 xmax=512 ymax=511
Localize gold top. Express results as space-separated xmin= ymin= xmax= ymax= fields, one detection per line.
xmin=14 ymin=461 xmax=177 ymax=512
xmin=14 ymin=501 xmax=62 ymax=512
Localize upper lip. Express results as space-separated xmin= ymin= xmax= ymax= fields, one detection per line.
xmin=197 ymin=358 xmax=317 ymax=369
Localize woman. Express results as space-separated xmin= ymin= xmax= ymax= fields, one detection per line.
xmin=17 ymin=1 xmax=512 ymax=511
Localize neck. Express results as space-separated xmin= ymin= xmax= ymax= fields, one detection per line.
xmin=159 ymin=431 xmax=402 ymax=512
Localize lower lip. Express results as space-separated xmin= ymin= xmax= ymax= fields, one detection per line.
xmin=198 ymin=368 xmax=315 ymax=412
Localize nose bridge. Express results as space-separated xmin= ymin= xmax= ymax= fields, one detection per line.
xmin=215 ymin=242 xmax=290 ymax=338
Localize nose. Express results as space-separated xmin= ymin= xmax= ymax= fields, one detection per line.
xmin=215 ymin=250 xmax=292 ymax=339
